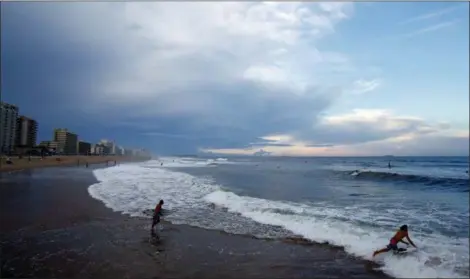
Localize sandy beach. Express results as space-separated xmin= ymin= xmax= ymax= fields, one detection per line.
xmin=0 ymin=165 xmax=389 ymax=279
xmin=0 ymin=155 xmax=150 ymax=173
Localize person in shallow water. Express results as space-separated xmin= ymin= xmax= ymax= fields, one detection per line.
xmin=151 ymin=200 xmax=164 ymax=232
xmin=373 ymin=225 xmax=417 ymax=257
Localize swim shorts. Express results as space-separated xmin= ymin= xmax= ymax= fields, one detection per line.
xmin=153 ymin=214 xmax=160 ymax=225
xmin=387 ymin=240 xmax=398 ymax=251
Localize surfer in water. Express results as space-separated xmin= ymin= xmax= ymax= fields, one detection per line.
xmin=373 ymin=225 xmax=417 ymax=257
xmin=388 ymin=161 xmax=391 ymax=169
xmin=151 ymin=200 xmax=164 ymax=233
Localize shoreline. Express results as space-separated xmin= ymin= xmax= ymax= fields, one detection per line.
xmin=0 ymin=155 xmax=150 ymax=173
xmin=0 ymin=166 xmax=390 ymax=279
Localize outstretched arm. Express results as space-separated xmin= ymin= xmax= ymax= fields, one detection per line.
xmin=399 ymin=239 xmax=409 ymax=245
xmin=406 ymin=236 xmax=417 ymax=248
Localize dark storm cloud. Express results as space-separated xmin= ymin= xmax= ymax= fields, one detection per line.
xmin=3 ymin=3 xmax=464 ymax=156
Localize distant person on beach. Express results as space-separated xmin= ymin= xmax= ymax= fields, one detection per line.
xmin=151 ymin=200 xmax=164 ymax=232
xmin=373 ymin=225 xmax=417 ymax=257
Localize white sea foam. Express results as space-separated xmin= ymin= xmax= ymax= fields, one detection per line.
xmin=89 ymin=160 xmax=469 ymax=278
xmin=89 ymin=161 xmax=218 ymax=218
xmin=143 ymin=157 xmax=236 ymax=168
xmin=204 ymin=190 xmax=468 ymax=278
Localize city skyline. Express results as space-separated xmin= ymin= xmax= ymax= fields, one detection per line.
xmin=2 ymin=2 xmax=469 ymax=156
xmin=1 ymin=101 xmax=150 ymax=157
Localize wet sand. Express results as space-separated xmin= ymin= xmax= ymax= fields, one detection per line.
xmin=0 ymin=165 xmax=390 ymax=279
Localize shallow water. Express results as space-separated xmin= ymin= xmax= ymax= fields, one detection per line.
xmin=89 ymin=156 xmax=469 ymax=278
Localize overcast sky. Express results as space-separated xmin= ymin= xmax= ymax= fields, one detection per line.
xmin=2 ymin=2 xmax=468 ymax=156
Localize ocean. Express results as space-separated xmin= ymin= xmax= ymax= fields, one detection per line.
xmin=88 ymin=156 xmax=469 ymax=278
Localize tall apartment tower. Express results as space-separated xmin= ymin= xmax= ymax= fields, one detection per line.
xmin=0 ymin=102 xmax=19 ymax=153
xmin=16 ymin=116 xmax=38 ymax=147
xmin=53 ymin=128 xmax=78 ymax=155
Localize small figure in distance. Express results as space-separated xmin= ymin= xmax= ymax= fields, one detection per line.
xmin=151 ymin=200 xmax=164 ymax=237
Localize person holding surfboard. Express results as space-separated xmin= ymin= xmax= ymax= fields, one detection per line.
xmin=373 ymin=225 xmax=417 ymax=257
xmin=151 ymin=200 xmax=164 ymax=231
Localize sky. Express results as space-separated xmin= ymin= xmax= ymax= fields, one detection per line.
xmin=2 ymin=2 xmax=469 ymax=156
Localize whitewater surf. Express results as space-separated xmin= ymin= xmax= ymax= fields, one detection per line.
xmin=88 ymin=157 xmax=469 ymax=278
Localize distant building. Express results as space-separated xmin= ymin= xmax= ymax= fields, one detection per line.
xmin=99 ymin=139 xmax=116 ymax=155
xmin=90 ymin=144 xmax=98 ymax=155
xmin=15 ymin=116 xmax=38 ymax=148
xmin=53 ymin=128 xmax=78 ymax=155
xmin=38 ymin=141 xmax=59 ymax=152
xmin=91 ymin=143 xmax=107 ymax=156
xmin=0 ymin=102 xmax=19 ymax=153
xmin=103 ymin=145 xmax=111 ymax=155
xmin=115 ymin=145 xmax=124 ymax=156
xmin=77 ymin=141 xmax=91 ymax=155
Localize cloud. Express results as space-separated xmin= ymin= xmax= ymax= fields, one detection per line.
xmin=301 ymin=109 xmax=445 ymax=145
xmin=403 ymin=20 xmax=459 ymax=38
xmin=347 ymin=79 xmax=381 ymax=94
xmin=248 ymin=135 xmax=296 ymax=148
xmin=205 ymin=108 xmax=463 ymax=156
xmin=3 ymin=3 xmax=466 ymax=156
xmin=206 ymin=130 xmax=469 ymax=157
xmin=4 ymin=2 xmax=360 ymax=153
xmin=306 ymin=143 xmax=335 ymax=147
xmin=399 ymin=4 xmax=463 ymax=25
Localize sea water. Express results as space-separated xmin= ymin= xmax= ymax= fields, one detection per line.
xmin=88 ymin=156 xmax=469 ymax=278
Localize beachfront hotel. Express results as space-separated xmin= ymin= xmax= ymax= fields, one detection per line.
xmin=0 ymin=102 xmax=19 ymax=154
xmin=53 ymin=128 xmax=78 ymax=155
xmin=15 ymin=116 xmax=38 ymax=148
xmin=77 ymin=141 xmax=92 ymax=155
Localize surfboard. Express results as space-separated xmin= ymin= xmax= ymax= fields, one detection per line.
xmin=394 ymin=248 xmax=416 ymax=256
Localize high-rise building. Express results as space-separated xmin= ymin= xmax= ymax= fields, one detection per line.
xmin=99 ymin=139 xmax=116 ymax=155
xmin=0 ymin=102 xmax=19 ymax=153
xmin=15 ymin=116 xmax=38 ymax=147
xmin=90 ymin=144 xmax=107 ymax=155
xmin=77 ymin=141 xmax=91 ymax=155
xmin=53 ymin=128 xmax=78 ymax=155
